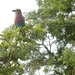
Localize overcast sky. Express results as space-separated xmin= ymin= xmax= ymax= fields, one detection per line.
xmin=0 ymin=0 xmax=38 ymax=33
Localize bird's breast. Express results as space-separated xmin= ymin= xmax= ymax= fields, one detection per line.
xmin=14 ymin=15 xmax=24 ymax=24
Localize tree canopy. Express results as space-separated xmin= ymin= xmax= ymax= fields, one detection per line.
xmin=0 ymin=0 xmax=75 ymax=75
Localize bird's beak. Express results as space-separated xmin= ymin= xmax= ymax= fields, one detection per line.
xmin=12 ymin=10 xmax=16 ymax=12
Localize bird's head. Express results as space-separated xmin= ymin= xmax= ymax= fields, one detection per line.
xmin=12 ymin=9 xmax=22 ymax=14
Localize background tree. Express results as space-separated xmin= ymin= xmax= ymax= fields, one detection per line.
xmin=0 ymin=0 xmax=75 ymax=75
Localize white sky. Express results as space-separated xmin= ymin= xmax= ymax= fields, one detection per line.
xmin=0 ymin=0 xmax=38 ymax=33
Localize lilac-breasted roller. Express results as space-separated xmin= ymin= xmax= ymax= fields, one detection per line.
xmin=12 ymin=9 xmax=25 ymax=36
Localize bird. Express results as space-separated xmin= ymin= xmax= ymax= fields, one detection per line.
xmin=12 ymin=9 xmax=25 ymax=36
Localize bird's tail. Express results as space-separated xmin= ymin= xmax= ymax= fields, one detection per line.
xmin=22 ymin=31 xmax=25 ymax=37
xmin=20 ymin=28 xmax=25 ymax=37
